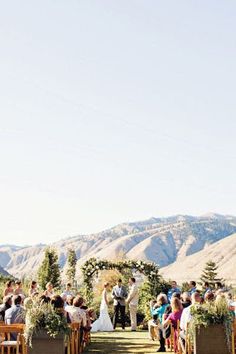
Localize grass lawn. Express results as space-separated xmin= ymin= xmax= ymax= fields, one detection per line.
xmin=84 ymin=328 xmax=173 ymax=354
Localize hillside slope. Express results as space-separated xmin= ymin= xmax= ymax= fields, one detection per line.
xmin=160 ymin=232 xmax=236 ymax=285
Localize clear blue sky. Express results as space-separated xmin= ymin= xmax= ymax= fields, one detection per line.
xmin=0 ymin=0 xmax=235 ymax=245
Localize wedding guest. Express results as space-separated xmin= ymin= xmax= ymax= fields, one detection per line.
xmin=43 ymin=282 xmax=54 ymax=298
xmin=202 ymin=281 xmax=211 ymax=296
xmin=189 ymin=281 xmax=197 ymax=295
xmin=163 ymin=297 xmax=183 ymax=353
xmin=0 ymin=295 xmax=13 ymax=321
xmin=51 ymin=295 xmax=70 ymax=322
xmin=5 ymin=295 xmax=25 ymax=324
xmin=149 ymin=293 xmax=169 ymax=350
xmin=126 ymin=277 xmax=139 ymax=331
xmin=28 ymin=281 xmax=38 ymax=296
xmin=181 ymin=292 xmax=191 ymax=308
xmin=66 ymin=296 xmax=87 ymax=327
xmin=179 ymin=292 xmax=201 ymax=351
xmin=167 ymin=281 xmax=181 ymax=302
xmin=204 ymin=291 xmax=215 ymax=302
xmin=3 ymin=280 xmax=15 ymax=297
xmin=61 ymin=283 xmax=74 ymax=298
xmin=14 ymin=280 xmax=25 ymax=297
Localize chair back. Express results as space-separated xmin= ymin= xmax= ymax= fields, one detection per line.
xmin=69 ymin=323 xmax=81 ymax=354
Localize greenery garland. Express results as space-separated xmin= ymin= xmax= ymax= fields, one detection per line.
xmin=81 ymin=258 xmax=162 ymax=304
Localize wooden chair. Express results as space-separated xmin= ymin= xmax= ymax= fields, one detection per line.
xmin=0 ymin=324 xmax=26 ymax=354
xmin=69 ymin=323 xmax=81 ymax=354
xmin=169 ymin=320 xmax=180 ymax=353
xmin=232 ymin=318 xmax=236 ymax=354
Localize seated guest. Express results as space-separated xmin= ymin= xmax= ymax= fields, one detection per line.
xmin=0 ymin=295 xmax=13 ymax=321
xmin=66 ymin=296 xmax=87 ymax=327
xmin=43 ymin=282 xmax=54 ymax=298
xmin=189 ymin=281 xmax=197 ymax=295
xmin=181 ymin=292 xmax=191 ymax=308
xmin=163 ymin=297 xmax=183 ymax=353
xmin=215 ymin=281 xmax=224 ymax=293
xmin=39 ymin=295 xmax=51 ymax=304
xmin=204 ymin=291 xmax=215 ymax=303
xmin=3 ymin=280 xmax=15 ymax=297
xmin=179 ymin=292 xmax=201 ymax=352
xmin=5 ymin=295 xmax=25 ymax=324
xmin=28 ymin=281 xmax=38 ymax=297
xmin=23 ymin=297 xmax=33 ymax=310
xmin=51 ymin=295 xmax=70 ymax=322
xmin=167 ymin=281 xmax=181 ymax=302
xmin=14 ymin=280 xmax=25 ymax=297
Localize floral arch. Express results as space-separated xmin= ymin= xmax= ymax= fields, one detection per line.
xmin=81 ymin=258 xmax=161 ymax=304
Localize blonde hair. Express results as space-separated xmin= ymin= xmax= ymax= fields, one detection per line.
xmin=171 ymin=297 xmax=183 ymax=312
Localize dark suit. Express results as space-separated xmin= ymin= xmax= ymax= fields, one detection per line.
xmin=111 ymin=285 xmax=128 ymax=329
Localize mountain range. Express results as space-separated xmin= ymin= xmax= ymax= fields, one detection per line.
xmin=0 ymin=214 xmax=236 ymax=284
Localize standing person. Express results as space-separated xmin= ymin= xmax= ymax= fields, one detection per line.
xmin=189 ymin=281 xmax=197 ymax=295
xmin=91 ymin=282 xmax=113 ymax=332
xmin=167 ymin=281 xmax=181 ymax=302
xmin=126 ymin=277 xmax=139 ymax=331
xmin=61 ymin=282 xmax=74 ymax=298
xmin=112 ymin=279 xmax=128 ymax=330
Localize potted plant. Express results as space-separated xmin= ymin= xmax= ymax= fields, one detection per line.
xmin=190 ymin=297 xmax=234 ymax=354
xmin=24 ymin=302 xmax=70 ymax=354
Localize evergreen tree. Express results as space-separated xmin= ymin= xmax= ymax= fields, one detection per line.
xmin=37 ymin=248 xmax=61 ymax=289
xmin=66 ymin=249 xmax=77 ymax=285
xmin=200 ymin=260 xmax=222 ymax=286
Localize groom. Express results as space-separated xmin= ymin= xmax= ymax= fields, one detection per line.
xmin=112 ymin=279 xmax=128 ymax=330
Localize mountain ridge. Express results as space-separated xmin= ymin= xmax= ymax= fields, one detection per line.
xmin=0 ymin=214 xmax=236 ymax=280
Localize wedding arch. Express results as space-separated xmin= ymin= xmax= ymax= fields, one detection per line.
xmin=81 ymin=257 xmax=161 ymax=304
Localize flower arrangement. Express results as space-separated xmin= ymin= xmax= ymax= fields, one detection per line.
xmin=190 ymin=297 xmax=234 ymax=352
xmin=24 ymin=302 xmax=70 ymax=347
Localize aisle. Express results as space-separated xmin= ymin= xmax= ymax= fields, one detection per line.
xmin=84 ymin=329 xmax=172 ymax=353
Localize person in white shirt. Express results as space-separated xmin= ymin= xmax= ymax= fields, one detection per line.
xmin=126 ymin=277 xmax=139 ymax=331
xmin=179 ymin=292 xmax=201 ymax=352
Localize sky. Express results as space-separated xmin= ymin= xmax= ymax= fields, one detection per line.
xmin=0 ymin=0 xmax=236 ymax=246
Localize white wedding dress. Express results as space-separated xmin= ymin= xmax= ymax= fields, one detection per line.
xmin=91 ymin=289 xmax=114 ymax=332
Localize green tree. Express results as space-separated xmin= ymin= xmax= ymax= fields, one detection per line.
xmin=66 ymin=248 xmax=77 ymax=285
xmin=200 ymin=260 xmax=222 ymax=286
xmin=37 ymin=248 xmax=61 ymax=289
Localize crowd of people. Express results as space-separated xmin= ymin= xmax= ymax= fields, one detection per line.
xmin=0 ymin=278 xmax=235 ymax=353
xmin=0 ymin=280 xmax=96 ymax=333
xmin=148 ymin=280 xmax=236 ymax=353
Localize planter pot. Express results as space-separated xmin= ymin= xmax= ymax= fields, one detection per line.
xmin=194 ymin=324 xmax=230 ymax=354
xmin=28 ymin=330 xmax=65 ymax=354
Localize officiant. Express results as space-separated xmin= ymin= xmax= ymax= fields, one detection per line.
xmin=111 ymin=279 xmax=128 ymax=330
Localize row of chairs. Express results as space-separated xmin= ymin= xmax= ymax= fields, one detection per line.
xmin=0 ymin=322 xmax=90 ymax=354
xmin=68 ymin=323 xmax=91 ymax=354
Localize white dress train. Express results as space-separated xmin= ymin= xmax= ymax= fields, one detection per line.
xmin=91 ymin=289 xmax=114 ymax=332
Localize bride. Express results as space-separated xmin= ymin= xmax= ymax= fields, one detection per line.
xmin=91 ymin=282 xmax=114 ymax=332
